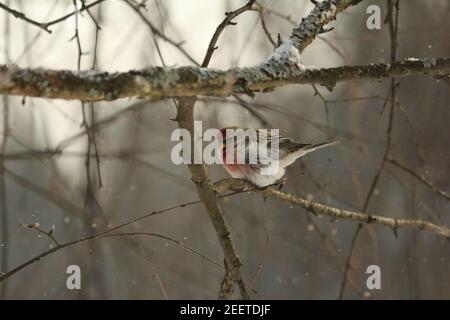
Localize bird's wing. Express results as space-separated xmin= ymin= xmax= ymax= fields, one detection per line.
xmin=224 ymin=129 xmax=277 ymax=170
xmin=222 ymin=128 xmax=338 ymax=171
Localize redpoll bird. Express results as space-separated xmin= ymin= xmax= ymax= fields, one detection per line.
xmin=218 ymin=127 xmax=339 ymax=187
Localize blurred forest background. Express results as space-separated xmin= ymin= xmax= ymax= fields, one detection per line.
xmin=0 ymin=0 xmax=449 ymax=299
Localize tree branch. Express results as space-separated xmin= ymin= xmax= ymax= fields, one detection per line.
xmin=175 ymin=98 xmax=250 ymax=300
xmin=213 ymin=178 xmax=450 ymax=239
xmin=1 ymin=57 xmax=448 ymax=101
xmin=174 ymin=0 xmax=259 ymax=300
xmin=0 ymin=2 xmax=51 ymax=33
xmin=0 ymin=0 xmax=107 ymax=33
xmin=290 ymin=0 xmax=363 ymax=54
xmin=387 ymin=157 xmax=450 ymax=201
xmin=201 ymin=0 xmax=256 ymax=67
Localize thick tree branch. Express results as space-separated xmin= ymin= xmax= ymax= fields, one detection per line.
xmin=213 ymin=178 xmax=450 ymax=239
xmin=174 ymin=0 xmax=260 ymax=300
xmin=175 ymin=99 xmax=250 ymax=300
xmin=1 ymin=57 xmax=448 ymax=101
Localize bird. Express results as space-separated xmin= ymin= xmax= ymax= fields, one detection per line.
xmin=218 ymin=127 xmax=339 ymax=187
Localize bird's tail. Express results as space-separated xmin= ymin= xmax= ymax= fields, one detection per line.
xmin=282 ymin=140 xmax=340 ymax=167
xmin=303 ymin=140 xmax=340 ymax=153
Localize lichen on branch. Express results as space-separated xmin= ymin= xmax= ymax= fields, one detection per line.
xmin=1 ymin=57 xmax=449 ymax=101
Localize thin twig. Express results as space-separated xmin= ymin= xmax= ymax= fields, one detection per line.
xmin=387 ymin=158 xmax=450 ymax=201
xmin=0 ymin=197 xmax=204 ymax=283
xmin=0 ymin=2 xmax=11 ymax=297
xmin=248 ymin=235 xmax=270 ymax=293
xmin=44 ymin=0 xmax=106 ymax=30
xmin=133 ymin=237 xmax=169 ymax=299
xmin=124 ymin=0 xmax=200 ymax=66
xmin=0 ymin=2 xmax=51 ymax=33
xmin=20 ymin=223 xmax=60 ymax=246
xmin=258 ymin=7 xmax=276 ymax=47
xmin=201 ymin=0 xmax=256 ymax=67
xmin=338 ymin=0 xmax=400 ymax=299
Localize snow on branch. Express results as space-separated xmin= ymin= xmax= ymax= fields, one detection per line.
xmin=290 ymin=0 xmax=363 ymax=53
xmin=0 ymin=57 xmax=449 ymax=101
xmin=0 ymin=0 xmax=404 ymax=103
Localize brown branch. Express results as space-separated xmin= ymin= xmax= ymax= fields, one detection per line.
xmin=0 ymin=5 xmax=11 ymax=297
xmin=254 ymin=1 xmax=348 ymax=62
xmin=100 ymin=232 xmax=221 ymax=267
xmin=45 ymin=0 xmax=106 ymax=29
xmin=253 ymin=3 xmax=297 ymax=26
xmin=387 ymin=157 xmax=450 ymax=201
xmin=20 ymin=223 xmax=60 ymax=246
xmin=339 ymin=0 xmax=400 ymax=299
xmin=3 ymin=167 xmax=92 ymax=219
xmin=0 ymin=229 xmax=221 ymax=284
xmin=172 ymin=0 xmax=359 ymax=300
xmin=175 ymin=0 xmax=260 ymax=300
xmin=133 ymin=237 xmax=169 ymax=300
xmin=258 ymin=7 xmax=276 ymax=48
xmin=0 ymin=195 xmax=208 ymax=283
xmin=201 ymin=0 xmax=256 ymax=67
xmin=0 ymin=2 xmax=51 ymax=33
xmin=7 ymin=1 xmax=439 ymax=103
xmin=213 ymin=178 xmax=450 ymax=239
xmin=1 ymin=57 xmax=448 ymax=101
xmin=176 ymin=98 xmax=250 ymax=300
xmin=124 ymin=0 xmax=200 ymax=66
xmin=0 ymin=0 xmax=106 ymax=33
xmin=3 ymin=174 xmax=448 ymax=286
xmin=0 ymin=174 xmax=269 ymax=284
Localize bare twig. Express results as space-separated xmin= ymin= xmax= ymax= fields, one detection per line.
xmin=0 ymin=0 xmax=106 ymax=33
xmin=339 ymin=0 xmax=400 ymax=299
xmin=201 ymin=0 xmax=256 ymax=67
xmin=44 ymin=0 xmax=106 ymax=30
xmin=258 ymin=7 xmax=276 ymax=48
xmin=387 ymin=158 xmax=450 ymax=201
xmin=133 ymin=238 xmax=169 ymax=300
xmin=86 ymin=3 xmax=103 ymax=192
xmin=20 ymin=223 xmax=60 ymax=246
xmin=2 ymin=166 xmax=100 ymax=226
xmin=3 ymin=175 xmax=449 ymax=285
xmin=0 ymin=196 xmax=208 ymax=283
xmin=124 ymin=0 xmax=200 ymax=66
xmin=0 ymin=2 xmax=11 ymax=297
xmin=0 ymin=2 xmax=51 ymax=33
xmin=248 ymin=235 xmax=270 ymax=293
xmin=100 ymin=232 xmax=221 ymax=267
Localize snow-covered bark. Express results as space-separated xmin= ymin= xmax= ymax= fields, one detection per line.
xmin=1 ymin=57 xmax=449 ymax=101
